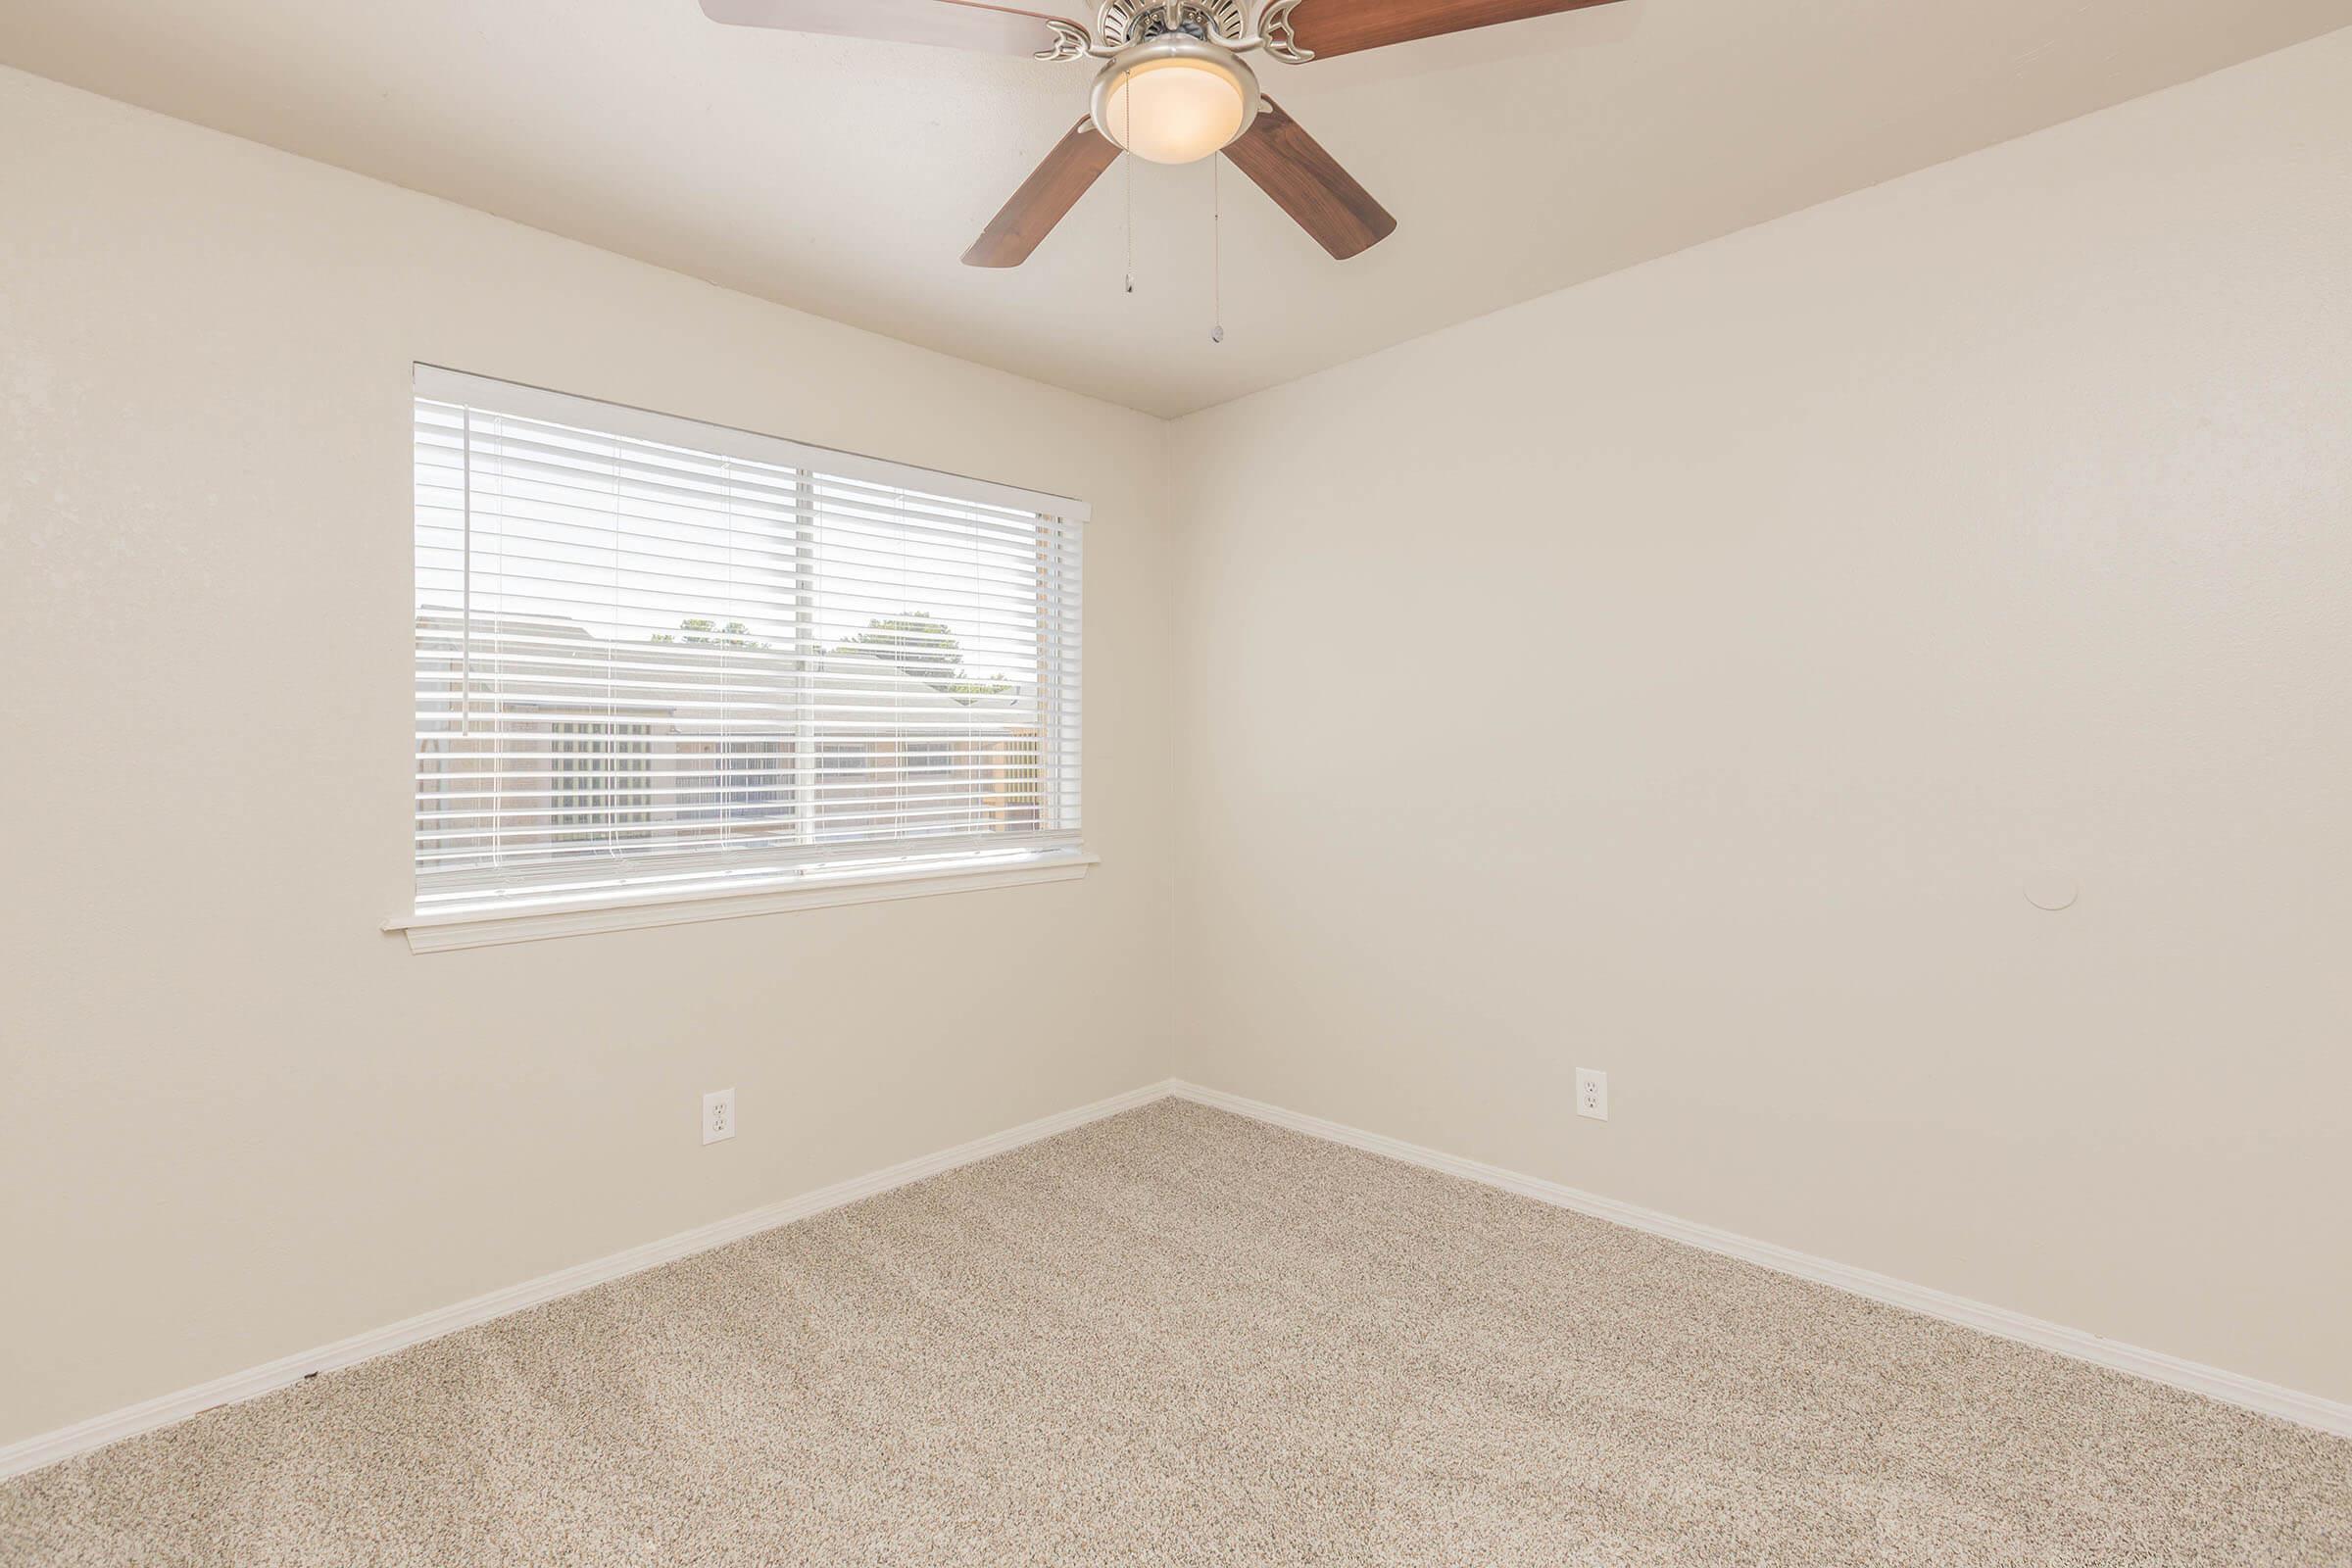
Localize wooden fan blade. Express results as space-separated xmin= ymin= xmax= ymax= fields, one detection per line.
xmin=1283 ymin=0 xmax=1623 ymax=60
xmin=699 ymin=0 xmax=1083 ymax=60
xmin=963 ymin=119 xmax=1122 ymax=267
xmin=1222 ymin=98 xmax=1396 ymax=261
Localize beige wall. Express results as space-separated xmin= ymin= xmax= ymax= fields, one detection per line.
xmin=6 ymin=27 xmax=2350 ymax=1450
xmin=1170 ymin=31 xmax=2352 ymax=1402
xmin=0 ymin=67 xmax=1179 ymax=1446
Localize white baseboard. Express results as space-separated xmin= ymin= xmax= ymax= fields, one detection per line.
xmin=11 ymin=1074 xmax=2342 ymax=1483
xmin=1168 ymin=1080 xmax=2352 ymax=1441
xmin=0 ymin=1078 xmax=1178 ymax=1482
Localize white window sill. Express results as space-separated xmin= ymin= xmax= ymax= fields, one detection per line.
xmin=384 ymin=850 xmax=1098 ymax=954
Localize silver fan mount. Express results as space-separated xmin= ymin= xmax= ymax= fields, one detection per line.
xmin=1037 ymin=0 xmax=1312 ymax=63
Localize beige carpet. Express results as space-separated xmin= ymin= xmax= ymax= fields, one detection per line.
xmin=4 ymin=1101 xmax=2346 ymax=1566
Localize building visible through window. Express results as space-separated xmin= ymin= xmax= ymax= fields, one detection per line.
xmin=412 ymin=368 xmax=1082 ymax=912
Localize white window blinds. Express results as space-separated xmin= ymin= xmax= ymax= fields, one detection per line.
xmin=413 ymin=367 xmax=1083 ymax=913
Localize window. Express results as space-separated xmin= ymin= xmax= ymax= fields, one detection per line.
xmin=550 ymin=720 xmax=654 ymax=843
xmin=407 ymin=367 xmax=1084 ymax=938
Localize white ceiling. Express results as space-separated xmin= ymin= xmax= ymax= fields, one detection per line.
xmin=4 ymin=1 xmax=2345 ymax=416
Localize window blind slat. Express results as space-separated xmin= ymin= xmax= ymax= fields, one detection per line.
xmin=413 ymin=371 xmax=1082 ymax=913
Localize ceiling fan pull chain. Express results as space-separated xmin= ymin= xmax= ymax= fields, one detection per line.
xmin=1122 ymin=87 xmax=1135 ymax=294
xmin=1211 ymin=153 xmax=1224 ymax=343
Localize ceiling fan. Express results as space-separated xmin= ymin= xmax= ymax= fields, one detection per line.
xmin=701 ymin=0 xmax=1624 ymax=266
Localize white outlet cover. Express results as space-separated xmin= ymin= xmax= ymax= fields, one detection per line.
xmin=702 ymin=1088 xmax=737 ymax=1146
xmin=1576 ymin=1068 xmax=1609 ymax=1122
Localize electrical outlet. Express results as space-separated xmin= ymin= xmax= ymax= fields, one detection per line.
xmin=702 ymin=1088 xmax=736 ymax=1146
xmin=1576 ymin=1068 xmax=1609 ymax=1122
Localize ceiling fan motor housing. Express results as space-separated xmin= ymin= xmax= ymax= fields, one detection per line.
xmin=1097 ymin=0 xmax=1251 ymax=48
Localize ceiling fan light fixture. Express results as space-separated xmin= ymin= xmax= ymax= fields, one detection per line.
xmin=1090 ymin=35 xmax=1259 ymax=166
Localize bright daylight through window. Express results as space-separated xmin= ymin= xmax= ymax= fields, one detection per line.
xmin=409 ymin=368 xmax=1084 ymax=930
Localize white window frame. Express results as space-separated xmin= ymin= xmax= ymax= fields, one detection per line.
xmin=385 ymin=367 xmax=1091 ymax=953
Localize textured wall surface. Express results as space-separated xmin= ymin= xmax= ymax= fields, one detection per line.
xmin=0 ymin=66 xmax=1180 ymax=1446
xmin=1170 ymin=32 xmax=2352 ymax=1402
xmin=4 ymin=26 xmax=2349 ymax=1449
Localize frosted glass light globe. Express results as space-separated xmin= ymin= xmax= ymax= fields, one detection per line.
xmin=1091 ymin=38 xmax=1258 ymax=166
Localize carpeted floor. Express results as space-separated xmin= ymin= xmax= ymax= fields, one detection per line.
xmin=3 ymin=1100 xmax=2346 ymax=1566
